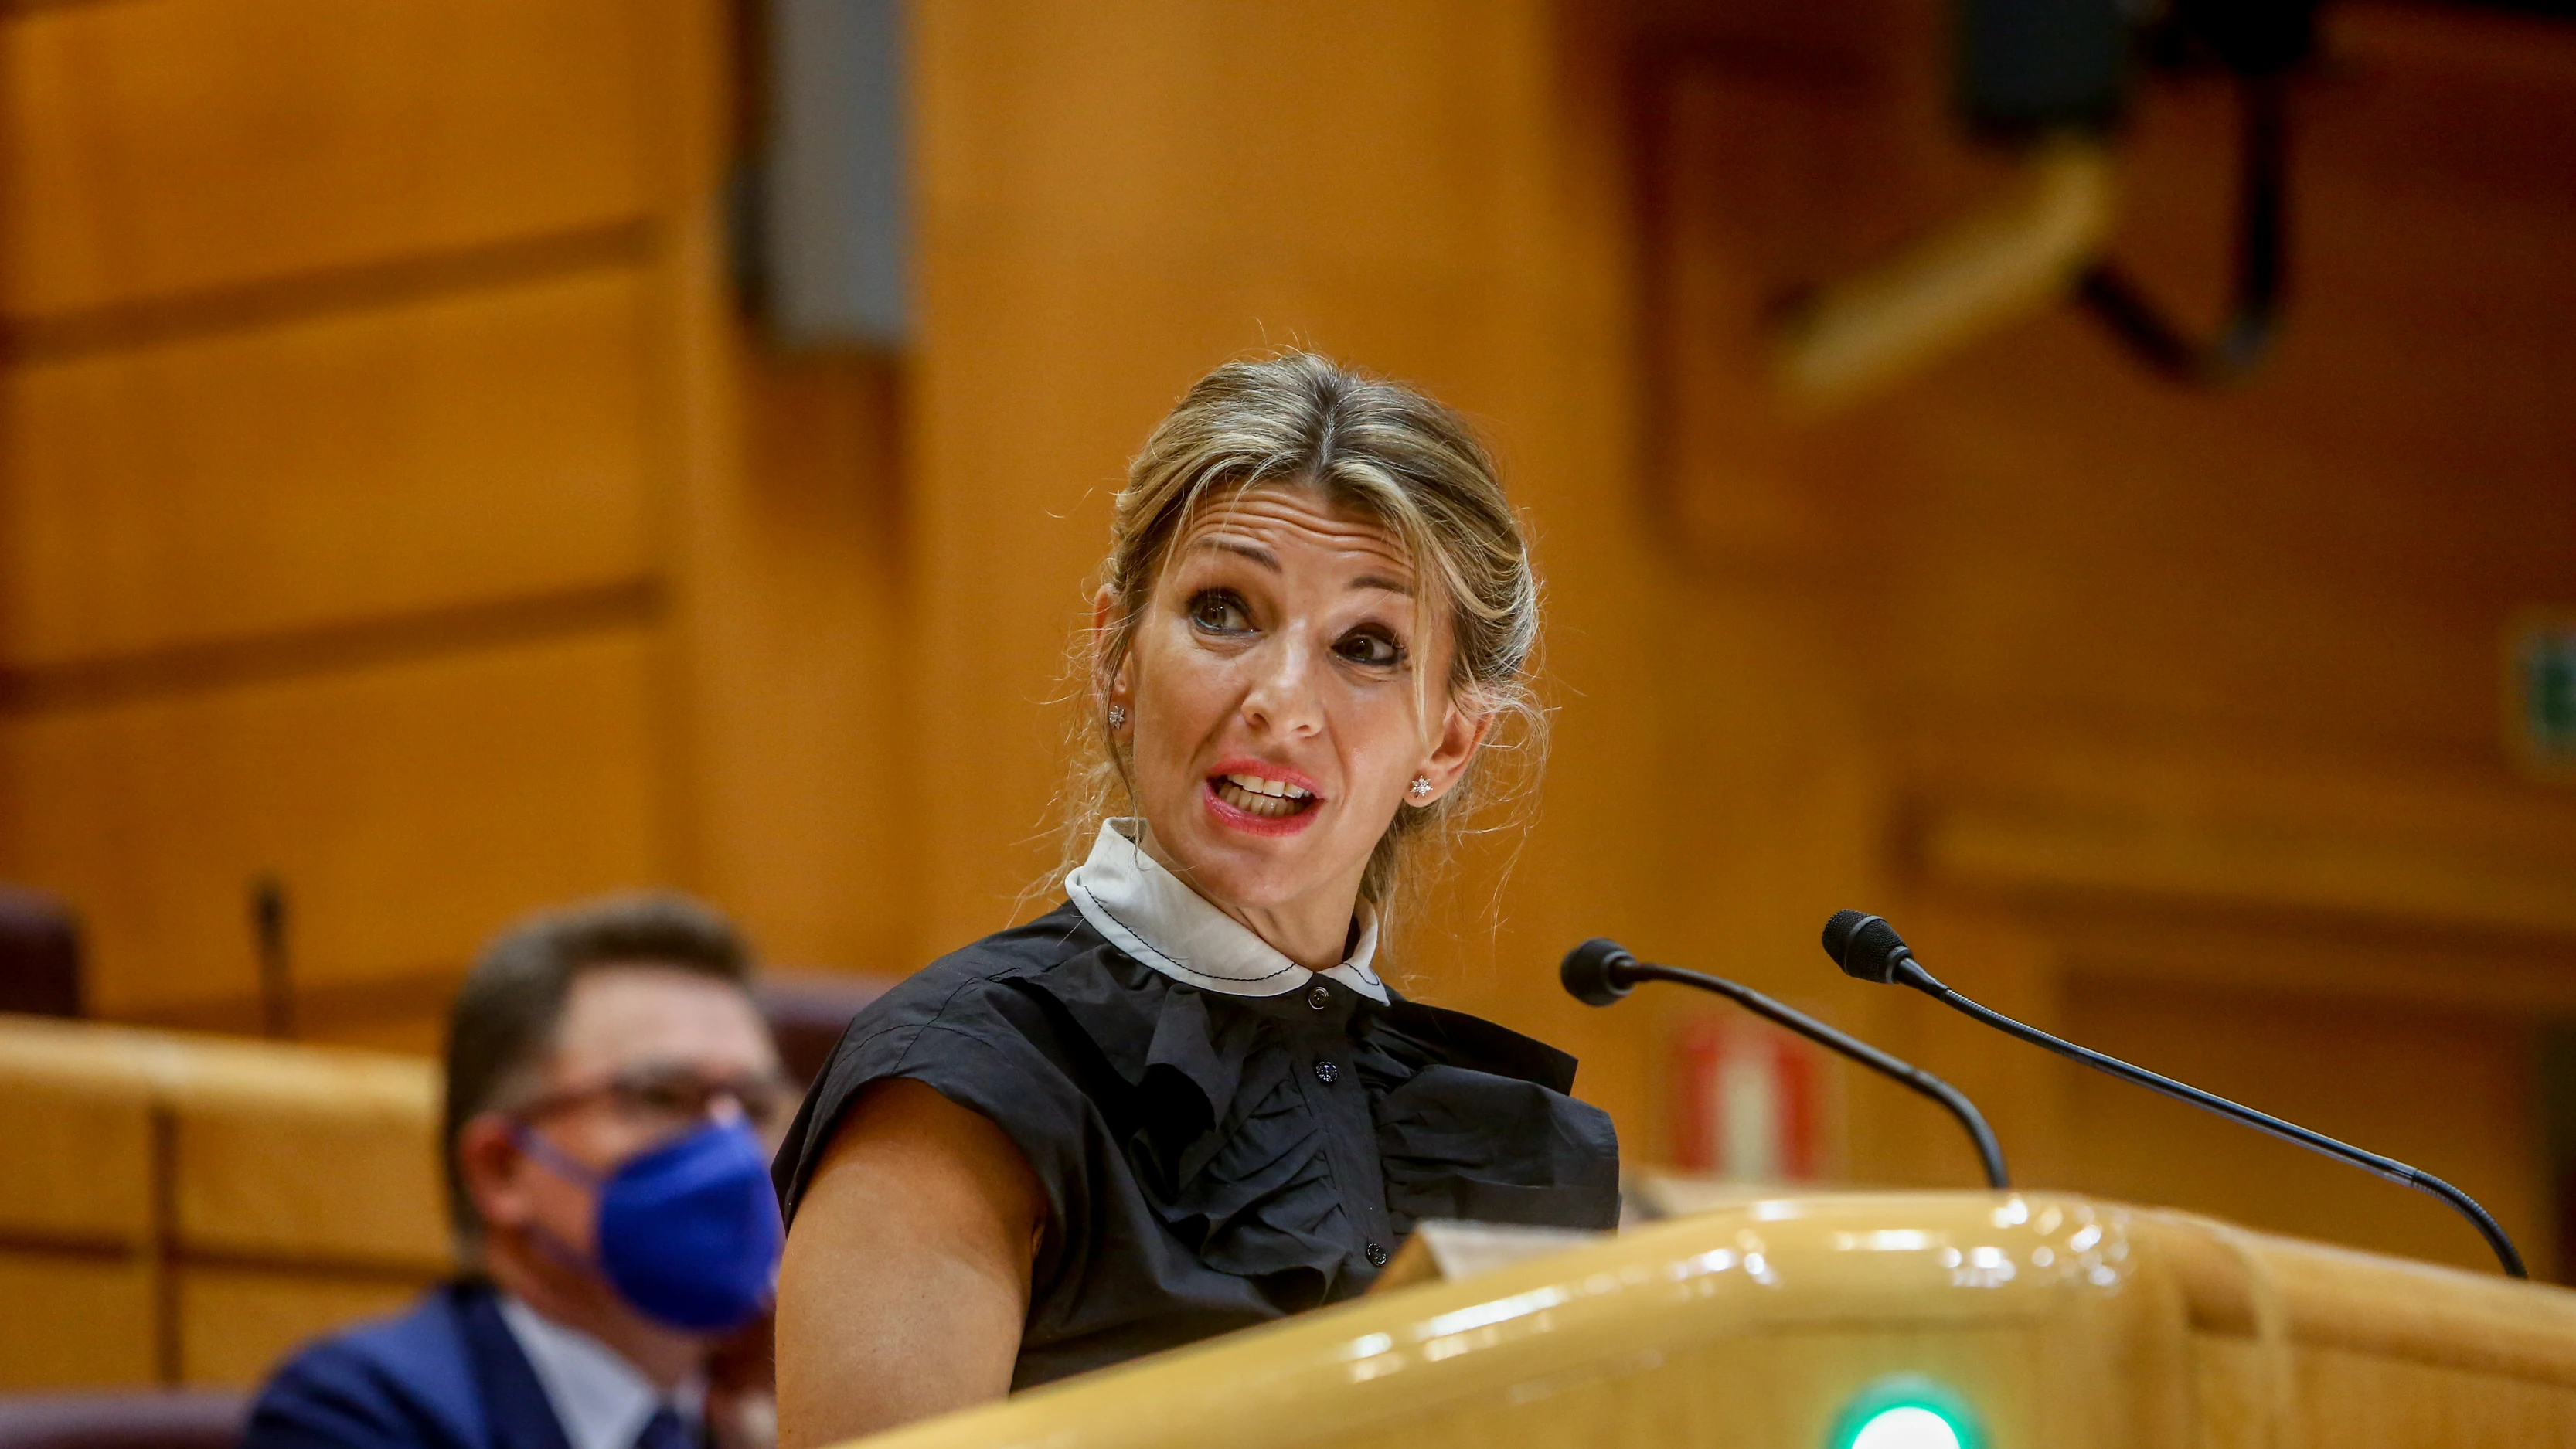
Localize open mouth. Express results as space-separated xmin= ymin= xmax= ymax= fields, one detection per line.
xmin=1210 ymin=771 xmax=1319 ymax=821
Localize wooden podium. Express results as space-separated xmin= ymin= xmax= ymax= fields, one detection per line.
xmin=851 ymin=1192 xmax=2576 ymax=1449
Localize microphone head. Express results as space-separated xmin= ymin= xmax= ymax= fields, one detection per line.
xmin=1560 ymin=939 xmax=1639 ymax=1007
xmin=1822 ymin=910 xmax=1914 ymax=983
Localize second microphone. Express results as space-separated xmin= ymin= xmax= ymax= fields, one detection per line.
xmin=1560 ymin=939 xmax=2009 ymax=1189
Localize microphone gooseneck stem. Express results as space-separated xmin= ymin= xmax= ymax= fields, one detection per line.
xmin=1892 ymin=959 xmax=2527 ymax=1280
xmin=1626 ymin=962 xmax=2010 ymax=1190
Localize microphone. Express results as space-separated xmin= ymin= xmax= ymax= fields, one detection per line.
xmin=1563 ymin=939 xmax=2009 ymax=1189
xmin=1822 ymin=910 xmax=2529 ymax=1278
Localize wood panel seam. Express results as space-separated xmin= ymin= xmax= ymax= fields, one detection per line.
xmin=0 ymin=220 xmax=662 ymax=367
xmin=149 ymin=1102 xmax=179 ymax=1385
xmin=165 ymin=1247 xmax=447 ymax=1286
xmin=0 ymin=577 xmax=666 ymax=715
xmin=0 ymin=1226 xmax=141 ymax=1259
xmin=0 ymin=0 xmax=129 ymax=18
xmin=111 ymin=964 xmax=475 ymax=1041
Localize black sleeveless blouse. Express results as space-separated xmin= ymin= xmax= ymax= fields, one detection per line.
xmin=771 ymin=903 xmax=1620 ymax=1388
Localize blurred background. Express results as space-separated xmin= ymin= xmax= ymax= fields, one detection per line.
xmin=0 ymin=0 xmax=2571 ymax=1395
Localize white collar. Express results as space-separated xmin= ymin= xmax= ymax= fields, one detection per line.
xmin=1064 ymin=818 xmax=1389 ymax=1005
xmin=495 ymin=1296 xmax=702 ymax=1449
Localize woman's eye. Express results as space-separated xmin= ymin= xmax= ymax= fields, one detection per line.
xmin=1336 ymin=630 xmax=1404 ymax=667
xmin=1189 ymin=590 xmax=1251 ymax=633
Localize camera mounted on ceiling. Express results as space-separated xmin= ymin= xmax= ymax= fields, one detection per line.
xmin=1772 ymin=0 xmax=2322 ymax=410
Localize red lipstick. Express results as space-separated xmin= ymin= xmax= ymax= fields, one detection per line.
xmin=1207 ymin=758 xmax=1324 ymax=798
xmin=1203 ymin=758 xmax=1325 ymax=838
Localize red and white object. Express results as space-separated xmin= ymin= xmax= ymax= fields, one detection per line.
xmin=1672 ymin=1016 xmax=1829 ymax=1182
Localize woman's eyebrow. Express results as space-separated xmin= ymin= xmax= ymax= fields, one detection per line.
xmin=1188 ymin=535 xmax=1413 ymax=594
xmin=1189 ymin=537 xmax=1279 ymax=571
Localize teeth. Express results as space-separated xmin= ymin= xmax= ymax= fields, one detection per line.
xmin=1217 ymin=777 xmax=1313 ymax=817
xmin=1225 ymin=773 xmax=1311 ymax=800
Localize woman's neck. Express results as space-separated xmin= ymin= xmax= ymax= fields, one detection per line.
xmin=1135 ymin=823 xmax=1363 ymax=971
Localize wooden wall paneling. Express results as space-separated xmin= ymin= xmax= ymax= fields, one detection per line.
xmin=1638 ymin=0 xmax=2576 ymax=1206
xmin=1911 ymin=740 xmax=2576 ymax=939
xmin=2061 ymin=975 xmax=2550 ymax=1279
xmin=1841 ymin=900 xmax=2077 ymax=1189
xmin=678 ymin=342 xmax=910 ymax=972
xmin=1462 ymin=9 xmax=1900 ymax=1158
xmin=1642 ymin=0 xmax=2576 ymax=798
xmin=0 ymin=1251 xmax=158 ymax=1388
xmin=1866 ymin=4 xmax=2576 ymax=767
xmin=1621 ymin=18 xmax=1973 ymax=1173
xmin=0 ymin=0 xmax=745 ymax=1391
xmin=634 ymin=0 xmax=920 ymax=975
xmin=0 ymin=630 xmax=672 ymax=1028
xmin=1639 ymin=43 xmax=1941 ymax=571
xmin=175 ymin=1267 xmax=424 ymax=1387
xmin=0 ymin=0 xmax=666 ymax=317
xmin=1571 ymin=586 xmax=1893 ymax=1167
xmin=0 ymin=265 xmax=661 ymax=667
xmin=2054 ymin=916 xmax=2576 ymax=1022
xmin=1849 ymin=9 xmax=2576 ymax=1230
xmin=1875 ymin=314 xmax=2576 ymax=773
xmin=635 ymin=0 xmax=804 ymax=963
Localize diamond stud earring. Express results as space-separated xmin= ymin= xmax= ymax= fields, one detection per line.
xmin=1408 ymin=776 xmax=1433 ymax=800
xmin=1106 ymin=704 xmax=1128 ymax=728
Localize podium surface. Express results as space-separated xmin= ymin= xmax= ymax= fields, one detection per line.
xmin=849 ymin=1192 xmax=2576 ymax=1449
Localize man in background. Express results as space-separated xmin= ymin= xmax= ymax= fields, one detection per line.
xmin=247 ymin=894 xmax=795 ymax=1449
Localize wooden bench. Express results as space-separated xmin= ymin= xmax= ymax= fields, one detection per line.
xmin=0 ymin=1017 xmax=448 ymax=1389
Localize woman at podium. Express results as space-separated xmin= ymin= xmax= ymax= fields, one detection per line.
xmin=769 ymin=352 xmax=1619 ymax=1443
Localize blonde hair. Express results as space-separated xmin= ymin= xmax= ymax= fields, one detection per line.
xmin=1060 ymin=352 xmax=1545 ymax=924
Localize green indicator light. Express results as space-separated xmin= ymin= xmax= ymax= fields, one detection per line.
xmin=1849 ymin=1406 xmax=1962 ymax=1449
xmin=1829 ymin=1376 xmax=1981 ymax=1449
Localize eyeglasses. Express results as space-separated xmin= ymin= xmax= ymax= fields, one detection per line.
xmin=512 ymin=1062 xmax=798 ymax=1135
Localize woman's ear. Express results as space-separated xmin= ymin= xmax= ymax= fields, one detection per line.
xmin=1091 ymin=586 xmax=1131 ymax=717
xmin=1407 ymin=696 xmax=1494 ymax=807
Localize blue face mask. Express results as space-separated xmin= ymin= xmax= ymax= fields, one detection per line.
xmin=515 ymin=1118 xmax=784 ymax=1334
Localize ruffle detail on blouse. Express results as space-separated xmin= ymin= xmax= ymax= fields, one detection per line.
xmin=1007 ymin=945 xmax=1354 ymax=1308
xmin=1006 ymin=938 xmax=1619 ymax=1300
xmin=1372 ymin=1064 xmax=1622 ymax=1228
xmin=1358 ymin=1002 xmax=1623 ymax=1233
xmin=1006 ymin=939 xmax=1248 ymax=1158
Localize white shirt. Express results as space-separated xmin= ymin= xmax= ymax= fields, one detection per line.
xmin=495 ymin=1297 xmax=703 ymax=1449
xmin=1063 ymin=818 xmax=1389 ymax=1004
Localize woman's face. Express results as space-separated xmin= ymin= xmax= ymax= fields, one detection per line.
xmin=1105 ymin=485 xmax=1485 ymax=941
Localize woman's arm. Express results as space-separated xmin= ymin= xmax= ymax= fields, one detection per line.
xmin=774 ymin=1078 xmax=1046 ymax=1447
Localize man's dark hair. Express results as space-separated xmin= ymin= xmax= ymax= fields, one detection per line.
xmin=442 ymin=891 xmax=754 ymax=1243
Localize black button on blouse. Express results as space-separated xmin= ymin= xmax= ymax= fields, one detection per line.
xmin=771 ymin=903 xmax=1620 ymax=1389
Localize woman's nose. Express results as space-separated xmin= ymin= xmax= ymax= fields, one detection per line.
xmin=1239 ymin=636 xmax=1325 ymax=736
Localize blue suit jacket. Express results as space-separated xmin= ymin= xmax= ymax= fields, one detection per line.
xmin=244 ymin=1282 xmax=573 ymax=1449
